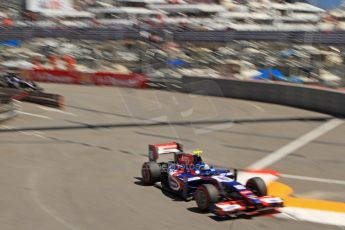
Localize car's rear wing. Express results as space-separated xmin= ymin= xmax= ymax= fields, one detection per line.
xmin=148 ymin=142 xmax=183 ymax=162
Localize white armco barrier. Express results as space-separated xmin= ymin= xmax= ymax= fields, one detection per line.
xmin=182 ymin=76 xmax=345 ymax=117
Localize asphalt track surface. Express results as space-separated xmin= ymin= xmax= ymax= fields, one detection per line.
xmin=0 ymin=83 xmax=344 ymax=230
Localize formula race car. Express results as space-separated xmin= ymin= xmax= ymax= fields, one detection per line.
xmin=141 ymin=142 xmax=284 ymax=217
xmin=0 ymin=73 xmax=43 ymax=92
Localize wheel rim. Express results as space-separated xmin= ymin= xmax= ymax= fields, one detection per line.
xmin=196 ymin=190 xmax=208 ymax=209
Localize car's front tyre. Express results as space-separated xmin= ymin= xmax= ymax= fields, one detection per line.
xmin=246 ymin=177 xmax=267 ymax=196
xmin=195 ymin=184 xmax=220 ymax=211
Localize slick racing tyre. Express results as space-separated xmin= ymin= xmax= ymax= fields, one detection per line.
xmin=246 ymin=177 xmax=267 ymax=196
xmin=195 ymin=184 xmax=219 ymax=211
xmin=141 ymin=162 xmax=161 ymax=185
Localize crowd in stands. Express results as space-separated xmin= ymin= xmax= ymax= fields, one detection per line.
xmin=0 ymin=0 xmax=343 ymax=31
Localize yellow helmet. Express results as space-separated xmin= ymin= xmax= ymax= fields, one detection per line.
xmin=193 ymin=149 xmax=203 ymax=156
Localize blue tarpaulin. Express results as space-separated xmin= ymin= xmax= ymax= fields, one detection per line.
xmin=0 ymin=39 xmax=22 ymax=47
xmin=253 ymin=68 xmax=288 ymax=82
xmin=167 ymin=59 xmax=188 ymax=67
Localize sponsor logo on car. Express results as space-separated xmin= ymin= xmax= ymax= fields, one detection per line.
xmin=168 ymin=175 xmax=180 ymax=191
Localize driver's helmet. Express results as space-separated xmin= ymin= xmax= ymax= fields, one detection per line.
xmin=193 ymin=149 xmax=203 ymax=157
xmin=192 ymin=149 xmax=203 ymax=165
xmin=200 ymin=163 xmax=210 ymax=171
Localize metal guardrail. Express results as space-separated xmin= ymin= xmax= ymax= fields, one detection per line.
xmin=2 ymin=28 xmax=345 ymax=44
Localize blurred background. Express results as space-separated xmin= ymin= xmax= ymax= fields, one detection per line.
xmin=1 ymin=0 xmax=345 ymax=88
xmin=0 ymin=2 xmax=345 ymax=230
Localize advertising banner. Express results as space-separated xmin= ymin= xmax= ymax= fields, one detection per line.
xmin=26 ymin=0 xmax=73 ymax=12
xmin=23 ymin=69 xmax=148 ymax=88
xmin=93 ymin=72 xmax=148 ymax=88
xmin=27 ymin=69 xmax=81 ymax=84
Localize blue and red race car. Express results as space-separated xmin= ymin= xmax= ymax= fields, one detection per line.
xmin=141 ymin=142 xmax=284 ymax=217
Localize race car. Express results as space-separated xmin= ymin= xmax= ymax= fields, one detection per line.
xmin=141 ymin=142 xmax=284 ymax=217
xmin=0 ymin=73 xmax=43 ymax=92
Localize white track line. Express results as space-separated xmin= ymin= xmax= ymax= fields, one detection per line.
xmin=1 ymin=125 xmax=48 ymax=139
xmin=194 ymin=122 xmax=234 ymax=135
xmin=0 ymin=125 xmax=14 ymax=129
xmin=38 ymin=106 xmax=77 ymax=116
xmin=17 ymin=111 xmax=52 ymax=120
xmin=248 ymin=118 xmax=344 ymax=170
xmin=281 ymin=174 xmax=345 ymax=186
xmin=242 ymin=101 xmax=265 ymax=112
xmin=28 ymin=170 xmax=80 ymax=230
xmin=12 ymin=99 xmax=23 ymax=104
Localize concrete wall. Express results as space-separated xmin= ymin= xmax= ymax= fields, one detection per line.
xmin=182 ymin=76 xmax=345 ymax=116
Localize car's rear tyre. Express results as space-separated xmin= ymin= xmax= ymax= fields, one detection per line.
xmin=246 ymin=177 xmax=267 ymax=196
xmin=141 ymin=162 xmax=161 ymax=185
xmin=195 ymin=184 xmax=219 ymax=211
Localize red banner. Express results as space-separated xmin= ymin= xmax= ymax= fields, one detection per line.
xmin=23 ymin=69 xmax=148 ymax=88
xmin=28 ymin=69 xmax=81 ymax=84
xmin=93 ymin=72 xmax=147 ymax=88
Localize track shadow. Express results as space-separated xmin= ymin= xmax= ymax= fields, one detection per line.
xmin=186 ymin=207 xmax=241 ymax=222
xmin=160 ymin=188 xmax=186 ymax=202
xmin=208 ymin=215 xmax=248 ymax=222
xmin=186 ymin=207 xmax=205 ymax=214
xmin=223 ymin=144 xmax=272 ymax=153
xmin=134 ymin=131 xmax=192 ymax=143
xmin=66 ymin=104 xmax=139 ymax=120
xmin=133 ymin=177 xmax=147 ymax=186
xmin=0 ymin=116 xmax=334 ymax=133
xmin=186 ymin=207 xmax=251 ymax=221
xmin=187 ymin=207 xmax=282 ymax=222
xmin=133 ymin=177 xmax=186 ymax=202
xmin=0 ymin=140 xmax=56 ymax=144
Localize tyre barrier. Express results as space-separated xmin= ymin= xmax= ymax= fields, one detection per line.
xmin=182 ymin=76 xmax=345 ymax=117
